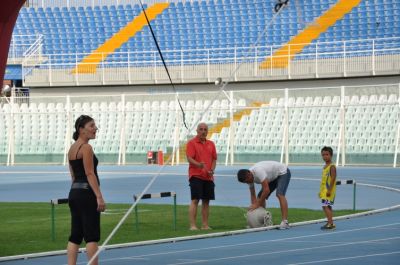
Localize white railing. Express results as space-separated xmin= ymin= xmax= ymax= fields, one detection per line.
xmin=1 ymin=83 xmax=399 ymax=166
xmin=25 ymin=0 xmax=195 ymax=8
xmin=22 ymin=34 xmax=45 ymax=78
xmin=22 ymin=37 xmax=400 ymax=86
xmin=8 ymin=34 xmax=43 ymax=64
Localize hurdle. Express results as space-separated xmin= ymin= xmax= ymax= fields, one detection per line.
xmin=133 ymin=191 xmax=177 ymax=232
xmin=335 ymin=179 xmax=356 ymax=211
xmin=50 ymin=198 xmax=69 ymax=241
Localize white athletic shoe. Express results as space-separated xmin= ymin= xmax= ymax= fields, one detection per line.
xmin=279 ymin=220 xmax=290 ymax=230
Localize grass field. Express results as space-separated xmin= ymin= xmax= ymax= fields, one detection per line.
xmin=0 ymin=202 xmax=364 ymax=257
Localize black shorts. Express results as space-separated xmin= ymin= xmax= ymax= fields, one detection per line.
xmin=189 ymin=177 xmax=215 ymax=200
xmin=68 ymin=188 xmax=100 ymax=245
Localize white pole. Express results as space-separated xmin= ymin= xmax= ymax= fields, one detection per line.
xmin=118 ymin=95 xmax=126 ymax=165
xmin=127 ymin=52 xmax=131 ymax=84
xmin=336 ymin=124 xmax=342 ymax=168
xmin=101 ymin=53 xmax=105 ymax=85
xmin=225 ymin=91 xmax=234 ymax=165
xmin=280 ymin=89 xmax=288 ymax=164
xmin=394 ymin=83 xmax=400 ymax=167
xmin=343 ymin=41 xmax=347 ymax=77
xmin=288 ymin=45 xmax=291 ymax=79
xmin=75 ymin=53 xmax=79 ymax=86
xmin=336 ymin=86 xmax=345 ymax=167
xmin=254 ymin=46 xmax=258 ymax=77
xmin=7 ymin=96 xmax=15 ymax=166
xmin=154 ymin=51 xmax=157 ymax=84
xmin=207 ymin=49 xmax=210 ymax=82
xmin=315 ymin=42 xmax=319 ymax=78
xmin=270 ymin=45 xmax=273 ymax=77
xmin=49 ymin=54 xmax=52 ymax=86
xmin=341 ymin=86 xmax=346 ymax=166
xmin=394 ymin=123 xmax=400 ymax=168
xmin=171 ymin=95 xmax=179 ymax=166
xmin=284 ymin=89 xmax=289 ymax=165
xmin=181 ymin=49 xmax=184 ymax=83
xmin=230 ymin=91 xmax=235 ymax=165
xmin=234 ymin=47 xmax=237 ymax=81
xmin=225 ymin=125 xmax=231 ymax=166
xmin=63 ymin=95 xmax=71 ymax=166
xmin=372 ymin=39 xmax=375 ymax=75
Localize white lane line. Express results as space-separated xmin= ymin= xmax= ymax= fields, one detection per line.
xmin=287 ymin=251 xmax=400 ymax=265
xmin=74 ymin=223 xmax=400 ymax=264
xmin=166 ymin=237 xmax=400 ymax=265
xmin=282 ymin=239 xmax=390 ymax=245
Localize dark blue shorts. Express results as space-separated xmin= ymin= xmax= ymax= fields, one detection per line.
xmin=258 ymin=168 xmax=291 ymax=200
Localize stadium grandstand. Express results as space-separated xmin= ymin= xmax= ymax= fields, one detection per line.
xmin=1 ymin=0 xmax=400 ymax=167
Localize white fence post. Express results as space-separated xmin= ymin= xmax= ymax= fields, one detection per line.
xmin=207 ymin=49 xmax=210 ymax=82
xmin=127 ymin=52 xmax=132 ymax=84
xmin=63 ymin=95 xmax=71 ymax=166
xmin=343 ymin=41 xmax=347 ymax=77
xmin=288 ymin=45 xmax=291 ymax=79
xmin=234 ymin=47 xmax=237 ymax=81
xmin=315 ymin=42 xmax=319 ymax=78
xmin=118 ymin=94 xmax=126 ymax=165
xmin=280 ymin=88 xmax=289 ymax=165
xmin=181 ymin=49 xmax=184 ymax=83
xmin=254 ymin=46 xmax=258 ymax=77
xmin=336 ymin=86 xmax=346 ymax=167
xmin=154 ymin=51 xmax=157 ymax=84
xmin=372 ymin=39 xmax=376 ymax=75
xmin=101 ymin=53 xmax=105 ymax=85
xmin=75 ymin=53 xmax=79 ymax=86
xmin=394 ymin=83 xmax=400 ymax=167
xmin=7 ymin=97 xmax=15 ymax=166
xmin=49 ymin=54 xmax=52 ymax=86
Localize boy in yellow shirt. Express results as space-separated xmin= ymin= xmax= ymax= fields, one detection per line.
xmin=319 ymin=146 xmax=337 ymax=230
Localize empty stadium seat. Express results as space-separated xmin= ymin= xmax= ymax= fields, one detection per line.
xmin=12 ymin=0 xmax=398 ymax=67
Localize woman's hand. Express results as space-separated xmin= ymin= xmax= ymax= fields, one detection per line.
xmin=97 ymin=197 xmax=106 ymax=212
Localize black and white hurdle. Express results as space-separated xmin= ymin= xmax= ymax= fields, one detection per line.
xmin=335 ymin=179 xmax=357 ymax=211
xmin=50 ymin=198 xmax=69 ymax=241
xmin=133 ymin=191 xmax=177 ymax=231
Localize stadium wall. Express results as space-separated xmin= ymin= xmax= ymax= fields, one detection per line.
xmin=28 ymin=75 xmax=400 ymax=96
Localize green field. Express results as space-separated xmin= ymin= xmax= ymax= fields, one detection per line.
xmin=0 ymin=202 xmax=363 ymax=257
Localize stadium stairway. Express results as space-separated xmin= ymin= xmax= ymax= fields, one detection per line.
xmin=164 ymin=100 xmax=264 ymax=164
xmin=207 ymin=101 xmax=264 ymax=138
xmin=73 ymin=3 xmax=169 ymax=73
xmin=260 ymin=0 xmax=362 ymax=69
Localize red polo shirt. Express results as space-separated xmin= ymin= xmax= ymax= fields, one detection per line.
xmin=186 ymin=136 xmax=217 ymax=181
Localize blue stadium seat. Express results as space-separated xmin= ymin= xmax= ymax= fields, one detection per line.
xmin=11 ymin=0 xmax=397 ymax=65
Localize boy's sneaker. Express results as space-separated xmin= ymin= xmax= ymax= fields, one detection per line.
xmin=321 ymin=223 xmax=336 ymax=230
xmin=279 ymin=220 xmax=290 ymax=230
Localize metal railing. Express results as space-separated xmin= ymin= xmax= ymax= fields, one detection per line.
xmin=7 ymin=34 xmax=43 ymax=64
xmin=22 ymin=37 xmax=400 ymax=86
xmin=1 ymin=83 xmax=399 ymax=167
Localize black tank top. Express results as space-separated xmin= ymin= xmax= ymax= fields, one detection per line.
xmin=69 ymin=144 xmax=100 ymax=185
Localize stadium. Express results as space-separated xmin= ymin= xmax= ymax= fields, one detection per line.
xmin=1 ymin=0 xmax=400 ymax=264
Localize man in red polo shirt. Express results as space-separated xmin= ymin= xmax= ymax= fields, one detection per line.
xmin=186 ymin=123 xmax=217 ymax=230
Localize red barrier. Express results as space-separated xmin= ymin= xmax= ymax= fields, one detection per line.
xmin=0 ymin=0 xmax=26 ymax=86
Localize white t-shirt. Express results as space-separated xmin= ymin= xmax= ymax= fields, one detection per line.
xmin=249 ymin=161 xmax=287 ymax=184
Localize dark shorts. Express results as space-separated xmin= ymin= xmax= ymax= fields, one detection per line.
xmin=189 ymin=177 xmax=215 ymax=201
xmin=257 ymin=168 xmax=291 ymax=200
xmin=68 ymin=188 xmax=100 ymax=245
xmin=322 ymin=199 xmax=334 ymax=207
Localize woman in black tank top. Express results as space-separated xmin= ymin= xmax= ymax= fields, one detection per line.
xmin=67 ymin=115 xmax=105 ymax=265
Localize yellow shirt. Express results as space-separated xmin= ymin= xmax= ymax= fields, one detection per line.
xmin=319 ymin=164 xmax=336 ymax=201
